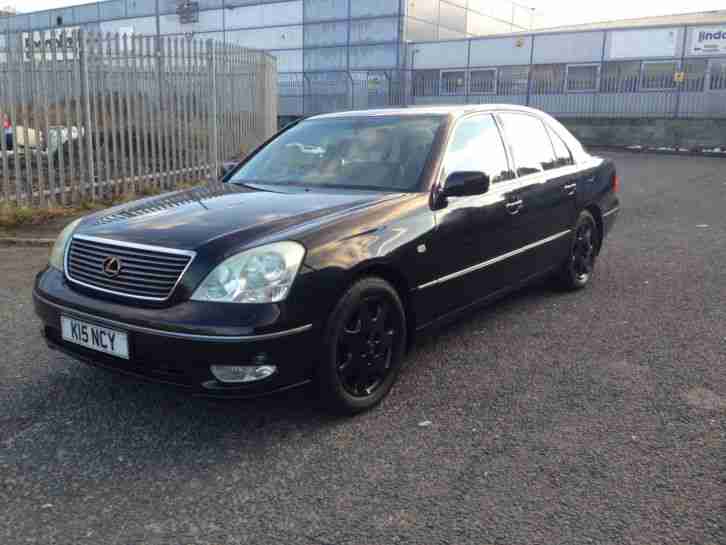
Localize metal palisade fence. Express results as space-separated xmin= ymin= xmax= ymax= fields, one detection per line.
xmin=0 ymin=30 xmax=277 ymax=208
xmin=278 ymin=62 xmax=726 ymax=120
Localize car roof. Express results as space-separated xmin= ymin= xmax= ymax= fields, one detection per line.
xmin=307 ymin=104 xmax=547 ymax=121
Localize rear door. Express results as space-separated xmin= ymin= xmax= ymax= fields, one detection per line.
xmin=496 ymin=112 xmax=576 ymax=279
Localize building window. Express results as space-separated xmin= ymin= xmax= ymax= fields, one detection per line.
xmin=601 ymin=61 xmax=640 ymax=93
xmin=531 ymin=64 xmax=565 ymax=94
xmin=413 ymin=69 xmax=439 ymax=97
xmin=470 ymin=69 xmax=497 ymax=95
xmin=711 ymin=60 xmax=726 ymax=91
xmin=566 ymin=64 xmax=599 ymax=92
xmin=683 ymin=60 xmax=708 ymax=92
xmin=641 ymin=61 xmax=678 ymax=90
xmin=498 ymin=66 xmax=530 ymax=95
xmin=441 ymin=70 xmax=466 ymax=95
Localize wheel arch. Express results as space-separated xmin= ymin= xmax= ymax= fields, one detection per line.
xmin=584 ymin=203 xmax=604 ymax=254
xmin=350 ymin=262 xmax=417 ymax=351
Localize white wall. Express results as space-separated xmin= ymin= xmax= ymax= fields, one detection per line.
xmin=227 ymin=26 xmax=303 ymax=50
xmin=350 ymin=44 xmax=397 ymax=68
xmin=159 ymin=10 xmax=223 ymax=34
xmin=350 ymin=17 xmax=398 ymax=44
xmin=533 ymin=32 xmax=605 ymax=64
xmin=272 ymin=49 xmax=303 ymax=72
xmin=469 ymin=36 xmax=532 ymax=67
xmin=225 ymin=0 xmax=303 ymax=30
xmin=411 ymin=40 xmax=469 ymax=69
xmin=606 ymin=27 xmax=683 ymax=60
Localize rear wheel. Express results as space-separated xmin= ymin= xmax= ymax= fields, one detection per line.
xmin=557 ymin=210 xmax=599 ymax=290
xmin=317 ymin=277 xmax=407 ymax=415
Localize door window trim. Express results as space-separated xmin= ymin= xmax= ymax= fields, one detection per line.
xmin=544 ymin=124 xmax=575 ymax=168
xmin=436 ymin=111 xmax=517 ymax=190
xmin=495 ymin=111 xmax=563 ymax=179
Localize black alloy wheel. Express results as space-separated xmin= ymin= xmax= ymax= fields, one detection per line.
xmin=558 ymin=210 xmax=599 ymax=290
xmin=337 ymin=295 xmax=396 ymax=397
xmin=319 ymin=277 xmax=407 ymax=414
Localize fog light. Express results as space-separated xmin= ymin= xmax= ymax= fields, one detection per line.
xmin=210 ymin=365 xmax=277 ymax=384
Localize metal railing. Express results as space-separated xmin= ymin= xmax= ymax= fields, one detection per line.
xmin=277 ymin=62 xmax=726 ymax=121
xmin=0 ymin=30 xmax=277 ymax=207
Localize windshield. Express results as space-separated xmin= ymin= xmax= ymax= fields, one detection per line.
xmin=229 ymin=115 xmax=445 ymax=192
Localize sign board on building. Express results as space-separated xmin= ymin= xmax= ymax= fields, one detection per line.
xmin=690 ymin=26 xmax=726 ymax=56
xmin=22 ymin=28 xmax=79 ymax=61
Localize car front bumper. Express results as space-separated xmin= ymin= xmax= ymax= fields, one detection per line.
xmin=33 ymin=267 xmax=320 ymax=397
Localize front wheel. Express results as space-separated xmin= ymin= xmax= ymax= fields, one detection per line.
xmin=557 ymin=210 xmax=599 ymax=290
xmin=317 ymin=277 xmax=407 ymax=415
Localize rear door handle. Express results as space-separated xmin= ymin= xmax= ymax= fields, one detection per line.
xmin=564 ymin=183 xmax=577 ymax=196
xmin=505 ymin=199 xmax=524 ymax=215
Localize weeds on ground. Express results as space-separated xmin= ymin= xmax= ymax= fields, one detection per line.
xmin=0 ymin=181 xmax=202 ymax=230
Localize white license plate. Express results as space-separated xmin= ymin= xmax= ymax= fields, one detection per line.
xmin=61 ymin=316 xmax=129 ymax=360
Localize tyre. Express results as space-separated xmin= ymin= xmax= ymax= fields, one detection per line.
xmin=557 ymin=210 xmax=599 ymax=290
xmin=317 ymin=277 xmax=407 ymax=415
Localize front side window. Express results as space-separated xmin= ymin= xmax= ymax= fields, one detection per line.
xmin=498 ymin=113 xmax=557 ymax=176
xmin=442 ymin=114 xmax=514 ymax=185
xmin=229 ymin=115 xmax=445 ymax=192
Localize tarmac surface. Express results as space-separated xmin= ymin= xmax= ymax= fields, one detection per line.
xmin=1 ymin=151 xmax=725 ymax=545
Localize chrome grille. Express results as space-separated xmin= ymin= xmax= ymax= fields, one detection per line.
xmin=66 ymin=236 xmax=195 ymax=301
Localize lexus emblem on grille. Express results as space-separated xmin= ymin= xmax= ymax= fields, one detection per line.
xmin=102 ymin=256 xmax=122 ymax=278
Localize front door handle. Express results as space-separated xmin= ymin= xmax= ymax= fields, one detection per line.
xmin=505 ymin=199 xmax=524 ymax=215
xmin=564 ymin=183 xmax=577 ymax=196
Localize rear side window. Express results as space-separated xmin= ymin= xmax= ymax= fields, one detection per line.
xmin=442 ymin=114 xmax=515 ymax=185
xmin=547 ymin=127 xmax=574 ymax=167
xmin=498 ymin=113 xmax=557 ymax=176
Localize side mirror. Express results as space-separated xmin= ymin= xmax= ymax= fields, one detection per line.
xmin=442 ymin=171 xmax=490 ymax=198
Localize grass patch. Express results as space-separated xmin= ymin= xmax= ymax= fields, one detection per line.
xmin=0 ymin=204 xmax=81 ymax=230
xmin=0 ymin=182 xmax=202 ymax=230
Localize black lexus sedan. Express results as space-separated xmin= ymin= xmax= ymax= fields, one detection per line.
xmin=34 ymin=105 xmax=619 ymax=414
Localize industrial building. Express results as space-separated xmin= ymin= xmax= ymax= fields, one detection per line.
xmin=2 ymin=3 xmax=725 ymax=125
xmin=1 ymin=0 xmax=538 ymax=117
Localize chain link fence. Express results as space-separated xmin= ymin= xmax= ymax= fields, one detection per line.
xmin=0 ymin=30 xmax=277 ymax=208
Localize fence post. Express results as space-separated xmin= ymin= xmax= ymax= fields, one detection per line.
xmin=79 ymin=30 xmax=95 ymax=201
xmin=347 ymin=71 xmax=355 ymax=111
xmin=674 ymin=25 xmax=689 ymax=121
xmin=207 ymin=39 xmax=219 ymax=181
xmin=526 ymin=35 xmax=535 ymax=107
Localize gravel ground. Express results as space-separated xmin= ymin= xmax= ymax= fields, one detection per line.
xmin=1 ymin=152 xmax=725 ymax=545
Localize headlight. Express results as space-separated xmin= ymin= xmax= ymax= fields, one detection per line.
xmin=191 ymin=241 xmax=305 ymax=304
xmin=49 ymin=218 xmax=83 ymax=271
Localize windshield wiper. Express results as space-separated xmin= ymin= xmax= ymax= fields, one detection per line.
xmin=229 ymin=180 xmax=288 ymax=193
